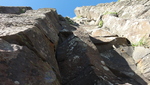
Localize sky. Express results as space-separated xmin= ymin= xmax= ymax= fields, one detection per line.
xmin=0 ymin=0 xmax=117 ymax=17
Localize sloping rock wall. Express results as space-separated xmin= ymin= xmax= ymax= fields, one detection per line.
xmin=73 ymin=0 xmax=150 ymax=84
xmin=0 ymin=7 xmax=61 ymax=85
xmin=74 ymin=0 xmax=150 ymax=46
xmin=1 ymin=1 xmax=150 ymax=84
xmin=75 ymin=0 xmax=150 ymax=20
xmin=102 ymin=15 xmax=150 ymax=44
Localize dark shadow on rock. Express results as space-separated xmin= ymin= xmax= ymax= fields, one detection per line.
xmin=90 ymin=36 xmax=131 ymax=53
xmin=56 ymin=34 xmax=117 ymax=85
xmin=90 ymin=36 xmax=148 ymax=85
xmin=56 ymin=29 xmax=147 ymax=85
xmin=58 ymin=14 xmax=78 ymax=32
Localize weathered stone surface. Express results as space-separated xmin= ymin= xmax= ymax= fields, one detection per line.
xmin=100 ymin=46 xmax=149 ymax=85
xmin=1 ymin=0 xmax=150 ymax=84
xmin=0 ymin=7 xmax=61 ymax=85
xmin=74 ymin=0 xmax=150 ymax=21
xmin=90 ymin=28 xmax=118 ymax=43
xmin=74 ymin=0 xmax=150 ymax=45
xmin=56 ymin=28 xmax=121 ymax=85
xmin=102 ymin=15 xmax=150 ymax=45
xmin=57 ymin=28 xmax=145 ymax=85
xmin=91 ymin=29 xmax=113 ymax=37
xmin=133 ymin=47 xmax=150 ymax=81
xmin=93 ymin=37 xmax=131 ymax=53
xmin=0 ymin=38 xmax=60 ymax=85
xmin=0 ymin=6 xmax=32 ymax=14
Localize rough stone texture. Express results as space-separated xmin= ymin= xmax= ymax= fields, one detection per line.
xmin=133 ymin=47 xmax=150 ymax=81
xmin=0 ymin=7 xmax=61 ymax=85
xmin=56 ymin=28 xmax=119 ymax=85
xmin=74 ymin=0 xmax=150 ymax=20
xmin=73 ymin=0 xmax=150 ymax=84
xmin=100 ymin=46 xmax=149 ymax=85
xmin=1 ymin=0 xmax=150 ymax=84
xmin=74 ymin=0 xmax=150 ymax=46
xmin=0 ymin=6 xmax=32 ymax=14
xmin=75 ymin=24 xmax=149 ymax=84
xmin=93 ymin=37 xmax=131 ymax=53
xmin=102 ymin=15 xmax=150 ymax=44
xmin=0 ymin=38 xmax=60 ymax=85
xmin=56 ymin=27 xmax=145 ymax=85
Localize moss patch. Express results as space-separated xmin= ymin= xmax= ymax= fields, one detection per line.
xmin=98 ymin=20 xmax=103 ymax=28
xmin=103 ymin=11 xmax=118 ymax=15
xmin=132 ymin=37 xmax=150 ymax=47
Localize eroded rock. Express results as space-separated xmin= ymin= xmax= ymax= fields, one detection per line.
xmin=100 ymin=46 xmax=149 ymax=85
xmin=0 ymin=7 xmax=61 ymax=85
xmin=102 ymin=14 xmax=150 ymax=45
xmin=56 ymin=28 xmax=120 ymax=85
xmin=0 ymin=38 xmax=60 ymax=85
xmin=133 ymin=47 xmax=150 ymax=81
xmin=1 ymin=0 xmax=150 ymax=84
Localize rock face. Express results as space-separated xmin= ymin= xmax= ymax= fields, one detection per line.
xmin=73 ymin=0 xmax=150 ymax=84
xmin=57 ymin=28 xmax=119 ymax=85
xmin=133 ymin=47 xmax=150 ymax=81
xmin=0 ymin=7 xmax=61 ymax=85
xmin=74 ymin=0 xmax=150 ymax=45
xmin=1 ymin=0 xmax=150 ymax=85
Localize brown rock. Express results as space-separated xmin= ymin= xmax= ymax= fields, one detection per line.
xmin=56 ymin=28 xmax=119 ymax=85
xmin=56 ymin=27 xmax=139 ymax=85
xmin=100 ymin=46 xmax=148 ymax=85
xmin=0 ymin=38 xmax=60 ymax=85
xmin=0 ymin=8 xmax=61 ymax=85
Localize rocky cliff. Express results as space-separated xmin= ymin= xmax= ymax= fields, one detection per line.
xmin=0 ymin=0 xmax=150 ymax=85
xmin=74 ymin=0 xmax=150 ymax=45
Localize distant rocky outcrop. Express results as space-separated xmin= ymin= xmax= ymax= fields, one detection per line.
xmin=74 ymin=0 xmax=150 ymax=45
xmin=0 ymin=6 xmax=32 ymax=14
xmin=0 ymin=0 xmax=150 ymax=85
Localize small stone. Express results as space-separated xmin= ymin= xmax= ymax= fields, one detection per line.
xmin=101 ymin=61 xmax=105 ymax=65
xmin=14 ymin=81 xmax=20 ymax=84
xmin=102 ymin=66 xmax=109 ymax=71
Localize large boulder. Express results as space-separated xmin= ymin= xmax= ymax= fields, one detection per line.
xmin=0 ymin=38 xmax=60 ymax=85
xmin=0 ymin=7 xmax=61 ymax=85
xmin=56 ymin=27 xmax=144 ymax=85
xmin=56 ymin=28 xmax=120 ymax=85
